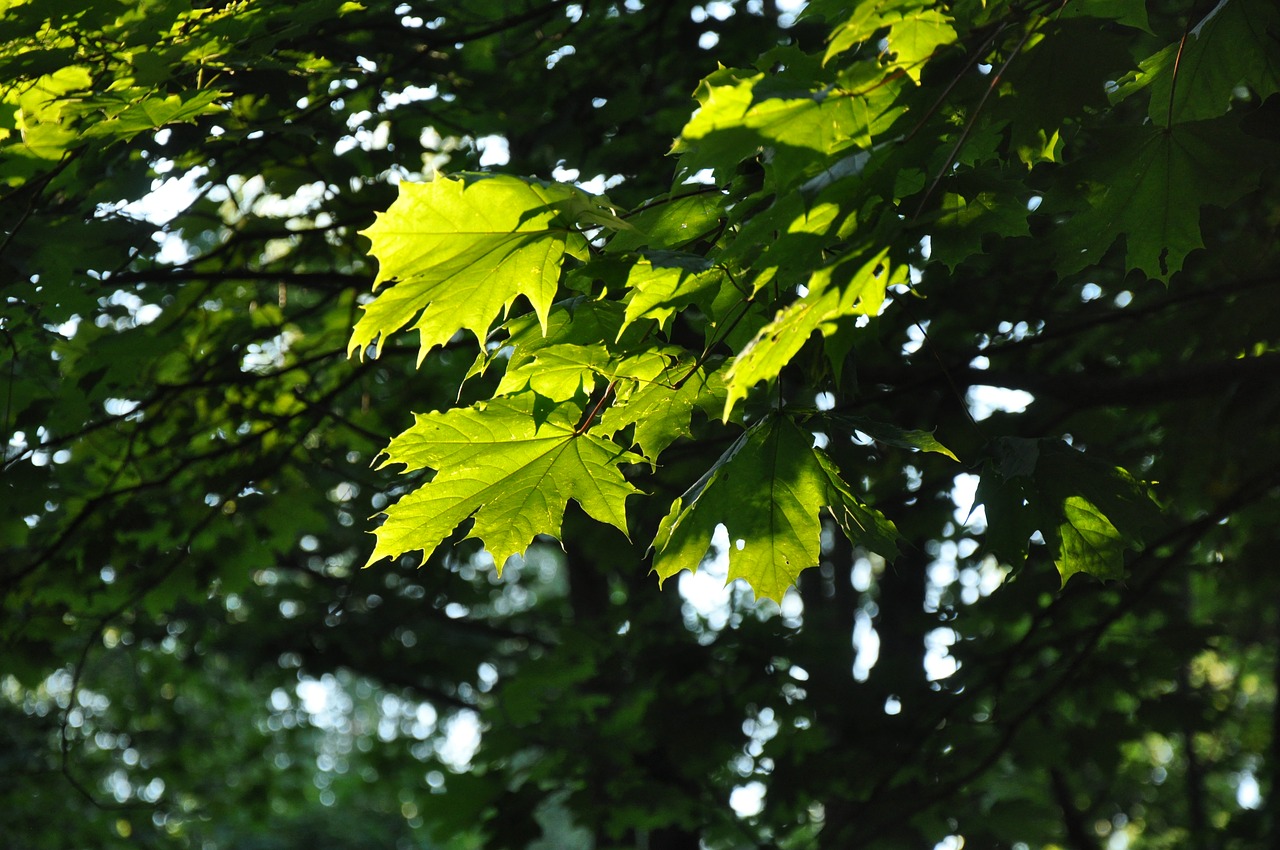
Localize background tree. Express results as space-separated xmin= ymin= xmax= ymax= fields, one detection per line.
xmin=2 ymin=1 xmax=1278 ymax=849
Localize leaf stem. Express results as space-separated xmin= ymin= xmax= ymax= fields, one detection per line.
xmin=574 ymin=380 xmax=617 ymax=435
xmin=621 ymin=184 xmax=725 ymax=219
xmin=1165 ymin=26 xmax=1192 ymax=130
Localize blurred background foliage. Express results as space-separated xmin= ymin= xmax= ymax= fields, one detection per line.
xmin=1 ymin=1 xmax=1278 ymax=849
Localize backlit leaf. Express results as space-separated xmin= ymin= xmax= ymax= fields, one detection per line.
xmin=350 ymin=174 xmax=595 ymax=362
xmin=1146 ymin=0 xmax=1280 ymax=125
xmin=1055 ymin=496 xmax=1127 ymax=586
xmin=606 ymin=190 xmax=726 ymax=253
xmin=369 ymin=397 xmax=643 ymax=570
xmin=672 ymin=63 xmax=906 ymax=190
xmin=619 ymin=260 xmax=726 ymax=337
xmin=724 ymin=246 xmax=904 ymax=417
xmin=823 ymin=0 xmax=957 ymax=81
xmin=80 ymin=89 xmax=227 ymax=141
xmin=1052 ymin=119 xmax=1268 ymax=281
xmin=652 ymin=413 xmax=898 ymax=602
xmin=597 ymin=358 xmax=729 ymax=460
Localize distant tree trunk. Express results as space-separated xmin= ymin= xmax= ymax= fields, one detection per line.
xmin=1050 ymin=768 xmax=1102 ymax=850
xmin=1270 ymin=618 xmax=1280 ymax=850
xmin=642 ymin=826 xmax=701 ymax=850
xmin=1180 ymin=573 xmax=1210 ymax=850
xmin=563 ymin=511 xmax=615 ymax=627
xmin=871 ymin=545 xmax=928 ymax=705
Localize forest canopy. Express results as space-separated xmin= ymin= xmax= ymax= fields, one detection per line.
xmin=2 ymin=0 xmax=1279 ymax=848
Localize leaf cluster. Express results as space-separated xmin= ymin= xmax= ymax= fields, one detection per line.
xmin=353 ymin=0 xmax=1279 ymax=598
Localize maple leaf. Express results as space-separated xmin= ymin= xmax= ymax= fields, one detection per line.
xmin=619 ymin=260 xmax=726 ymax=337
xmin=822 ymin=0 xmax=956 ymax=80
xmin=717 ymin=194 xmax=843 ymax=294
xmin=1052 ymin=119 xmax=1269 ymax=281
xmin=597 ymin=358 xmax=729 ymax=460
xmin=724 ymin=246 xmax=905 ymax=417
xmin=1055 ymin=496 xmax=1128 ymax=585
xmin=651 ymin=413 xmax=899 ymax=602
xmin=349 ymin=174 xmax=601 ymax=363
xmin=605 ymin=190 xmax=726 ymax=253
xmin=336 ymin=0 xmax=1208 ymax=605
xmin=1146 ymin=0 xmax=1280 ymax=125
xmin=368 ymin=398 xmax=643 ymax=571
xmin=928 ymin=188 xmax=1032 ymax=271
xmin=480 ymin=297 xmax=675 ymax=405
xmin=494 ymin=344 xmax=611 ymax=402
xmin=671 ymin=64 xmax=906 ymax=190
xmin=977 ymin=438 xmax=1162 ymax=586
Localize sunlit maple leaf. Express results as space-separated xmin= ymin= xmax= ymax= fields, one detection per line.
xmin=597 ymin=357 xmax=729 ymax=460
xmin=652 ymin=413 xmax=898 ymax=602
xmin=368 ymin=398 xmax=643 ymax=570
xmin=823 ymin=0 xmax=956 ymax=80
xmin=350 ymin=174 xmax=601 ymax=362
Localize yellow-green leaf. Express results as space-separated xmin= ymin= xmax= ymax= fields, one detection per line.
xmin=369 ymin=398 xmax=643 ymax=571
xmin=350 ymin=174 xmax=595 ymax=362
xmin=823 ymin=0 xmax=956 ymax=80
xmin=1054 ymin=495 xmax=1128 ymax=586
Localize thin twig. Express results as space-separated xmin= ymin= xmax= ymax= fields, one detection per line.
xmin=912 ymin=19 xmax=1041 ymax=220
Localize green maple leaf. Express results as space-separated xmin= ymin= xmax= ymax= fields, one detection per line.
xmin=597 ymin=358 xmax=729 ymax=460
xmin=350 ymin=174 xmax=598 ymax=362
xmin=619 ymin=260 xmax=726 ymax=337
xmin=606 ymin=190 xmax=726 ymax=253
xmin=14 ymin=66 xmax=94 ymax=160
xmin=483 ymin=297 xmax=673 ymax=404
xmin=468 ymin=297 xmax=627 ymax=385
xmin=368 ymin=398 xmax=643 ymax=570
xmin=719 ymin=194 xmax=843 ymax=291
xmin=1052 ymin=119 xmax=1268 ymax=281
xmin=824 ymin=0 xmax=957 ymax=81
xmin=652 ymin=414 xmax=899 ymax=602
xmin=1147 ymin=0 xmax=1280 ymax=125
xmin=977 ymin=438 xmax=1162 ymax=586
xmin=928 ymin=189 xmax=1031 ymax=270
xmin=725 ymin=246 xmax=904 ymax=417
xmin=672 ymin=64 xmax=905 ymax=190
xmin=1110 ymin=0 xmax=1279 ymax=122
xmin=1054 ymin=496 xmax=1128 ymax=585
xmin=672 ymin=68 xmax=824 ymax=188
xmin=80 ymin=89 xmax=228 ymax=141
xmin=495 ymin=344 xmax=611 ymax=402
xmin=498 ymin=344 xmax=674 ymax=404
